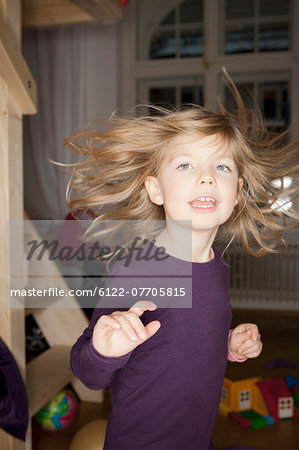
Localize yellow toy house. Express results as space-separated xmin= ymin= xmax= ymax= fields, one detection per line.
xmin=219 ymin=377 xmax=269 ymax=416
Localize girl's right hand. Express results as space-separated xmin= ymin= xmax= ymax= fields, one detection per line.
xmin=92 ymin=301 xmax=161 ymax=357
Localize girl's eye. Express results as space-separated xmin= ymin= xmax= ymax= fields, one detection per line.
xmin=177 ymin=163 xmax=192 ymax=171
xmin=216 ymin=164 xmax=231 ymax=172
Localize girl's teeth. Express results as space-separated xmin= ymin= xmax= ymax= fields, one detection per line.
xmin=190 ymin=196 xmax=216 ymax=208
xmin=195 ymin=197 xmax=216 ymax=204
xmin=193 ymin=204 xmax=214 ymax=208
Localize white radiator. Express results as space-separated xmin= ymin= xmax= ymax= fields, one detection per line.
xmin=226 ymin=243 xmax=299 ymax=311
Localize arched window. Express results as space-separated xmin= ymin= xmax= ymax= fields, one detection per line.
xmin=149 ymin=0 xmax=204 ymax=59
xmin=121 ymin=0 xmax=298 ymax=121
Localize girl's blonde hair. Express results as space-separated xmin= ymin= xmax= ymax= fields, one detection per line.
xmin=64 ymin=81 xmax=298 ymax=257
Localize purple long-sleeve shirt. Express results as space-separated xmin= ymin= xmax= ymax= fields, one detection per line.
xmin=71 ymin=246 xmax=232 ymax=450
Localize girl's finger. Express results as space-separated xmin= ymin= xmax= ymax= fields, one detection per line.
xmin=241 ymin=342 xmax=263 ymax=355
xmin=238 ymin=340 xmax=259 ymax=353
xmin=250 ymin=328 xmax=259 ymax=342
xmin=99 ymin=315 xmax=120 ymax=330
xmin=233 ymin=323 xmax=254 ymax=334
xmin=243 ymin=348 xmax=262 ymax=358
xmin=111 ymin=313 xmax=139 ymax=342
xmin=129 ymin=301 xmax=157 ymax=317
xmin=233 ymin=329 xmax=251 ymax=345
xmin=124 ymin=312 xmax=147 ymax=340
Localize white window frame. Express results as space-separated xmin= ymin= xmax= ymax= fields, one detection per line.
xmin=278 ymin=397 xmax=293 ymax=419
xmin=138 ymin=75 xmax=204 ymax=107
xmin=141 ymin=0 xmax=204 ymax=60
xmin=221 ymin=386 xmax=228 ymax=402
xmin=219 ymin=71 xmax=291 ymax=129
xmin=239 ymin=389 xmax=252 ymax=410
xmin=119 ymin=0 xmax=299 ymax=117
xmin=220 ymin=0 xmax=292 ymax=55
xmin=118 ymin=0 xmax=299 ymax=213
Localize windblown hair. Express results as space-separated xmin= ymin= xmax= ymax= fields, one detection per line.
xmin=64 ymin=80 xmax=299 ymax=257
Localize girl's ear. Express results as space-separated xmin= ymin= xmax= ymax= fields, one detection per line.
xmin=235 ymin=177 xmax=244 ymax=205
xmin=144 ymin=176 xmax=163 ymax=205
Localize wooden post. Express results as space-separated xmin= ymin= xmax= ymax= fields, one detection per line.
xmin=0 ymin=0 xmax=37 ymax=448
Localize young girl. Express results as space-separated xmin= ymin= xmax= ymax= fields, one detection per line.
xmin=67 ymin=84 xmax=298 ymax=450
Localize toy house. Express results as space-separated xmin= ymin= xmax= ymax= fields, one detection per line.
xmin=256 ymin=378 xmax=299 ymax=422
xmin=220 ymin=377 xmax=268 ymax=417
xmin=219 ymin=376 xmax=299 ymax=428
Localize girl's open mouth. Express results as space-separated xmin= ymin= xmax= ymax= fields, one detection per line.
xmin=189 ymin=196 xmax=217 ymax=209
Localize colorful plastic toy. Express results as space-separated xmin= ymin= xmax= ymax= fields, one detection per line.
xmin=264 ymin=359 xmax=297 ymax=370
xmin=219 ymin=375 xmax=299 ymax=429
xmin=256 ymin=377 xmax=299 ymax=422
xmin=35 ymin=388 xmax=78 ymax=431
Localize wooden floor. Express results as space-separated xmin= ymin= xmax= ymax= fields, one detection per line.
xmin=32 ymin=311 xmax=299 ymax=450
xmin=213 ymin=311 xmax=299 ymax=450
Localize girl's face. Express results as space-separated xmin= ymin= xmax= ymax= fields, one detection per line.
xmin=145 ymin=133 xmax=243 ymax=234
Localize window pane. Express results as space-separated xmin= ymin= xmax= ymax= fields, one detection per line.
xmin=259 ymin=81 xmax=289 ymax=126
xmin=259 ymin=24 xmax=289 ymax=52
xmin=225 ymin=83 xmax=254 ymax=112
xmin=225 ymin=27 xmax=254 ymax=54
xmin=263 ymin=89 xmax=277 ymax=119
xmin=149 ymin=87 xmax=176 ymax=110
xmin=180 ymin=29 xmax=203 ymax=57
xmin=150 ymin=30 xmax=176 ymax=59
xmin=225 ymin=0 xmax=254 ymax=19
xmin=180 ymin=0 xmax=203 ymax=24
xmin=161 ymin=10 xmax=175 ymax=26
xmin=225 ymin=80 xmax=289 ymax=130
xmin=223 ymin=0 xmax=290 ymax=55
xmin=259 ymin=0 xmax=290 ymax=17
xmin=181 ymin=85 xmax=203 ymax=105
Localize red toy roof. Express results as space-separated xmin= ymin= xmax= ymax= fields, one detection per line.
xmin=256 ymin=377 xmax=299 ymax=422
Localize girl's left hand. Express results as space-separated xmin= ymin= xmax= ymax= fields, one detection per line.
xmin=229 ymin=323 xmax=263 ymax=360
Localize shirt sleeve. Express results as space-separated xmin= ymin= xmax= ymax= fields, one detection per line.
xmin=70 ymin=306 xmax=133 ymax=390
xmin=227 ymin=329 xmax=247 ymax=362
xmin=70 ymin=260 xmax=141 ymax=390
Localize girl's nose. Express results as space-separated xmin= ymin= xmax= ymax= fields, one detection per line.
xmin=197 ymin=171 xmax=214 ymax=185
xmin=200 ymin=178 xmax=214 ymax=184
